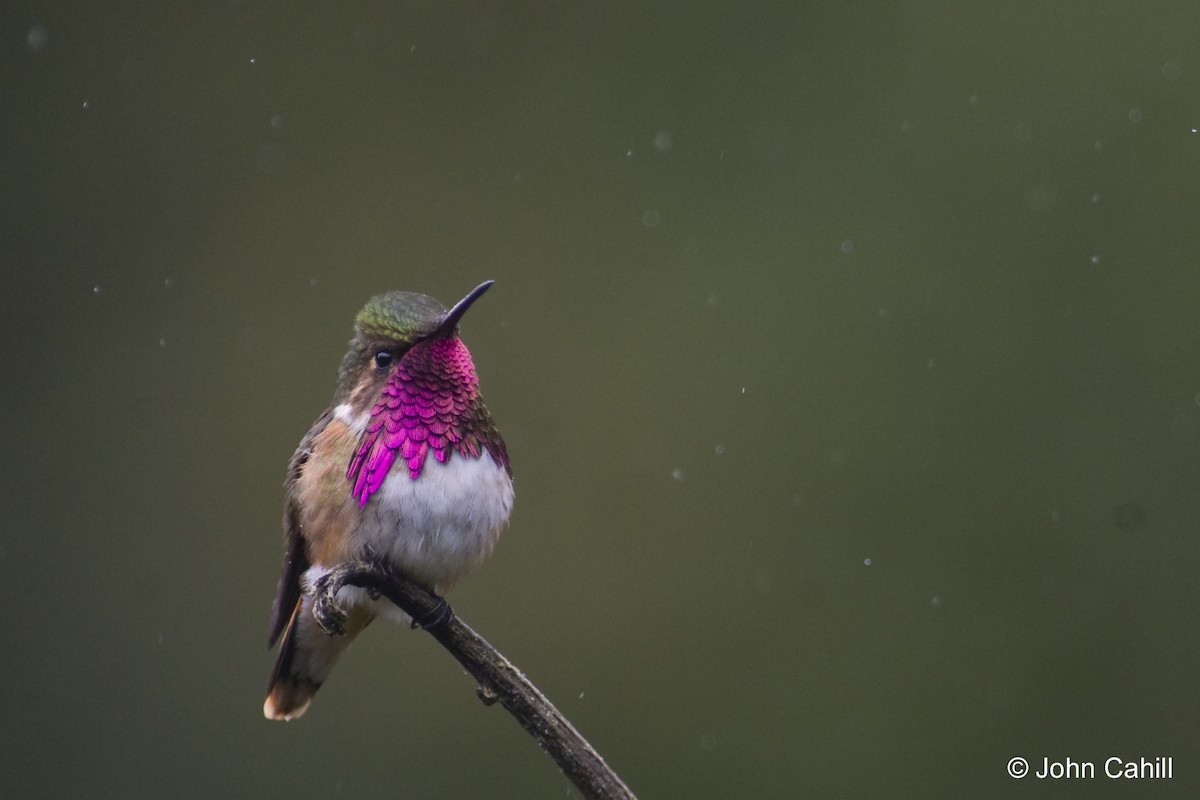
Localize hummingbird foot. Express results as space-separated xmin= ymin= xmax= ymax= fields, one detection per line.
xmin=309 ymin=561 xmax=378 ymax=636
xmin=312 ymin=580 xmax=348 ymax=636
xmin=307 ymin=560 xmax=456 ymax=634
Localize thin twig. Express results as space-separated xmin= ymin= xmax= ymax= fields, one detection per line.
xmin=313 ymin=561 xmax=637 ymax=800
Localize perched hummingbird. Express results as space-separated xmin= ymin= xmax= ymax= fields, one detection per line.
xmin=264 ymin=281 xmax=512 ymax=721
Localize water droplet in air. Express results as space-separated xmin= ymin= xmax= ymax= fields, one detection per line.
xmin=671 ymin=468 xmax=684 ymax=481
xmin=27 ymin=25 xmax=48 ymax=52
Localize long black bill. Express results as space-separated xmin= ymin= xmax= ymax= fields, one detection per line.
xmin=431 ymin=280 xmax=494 ymax=338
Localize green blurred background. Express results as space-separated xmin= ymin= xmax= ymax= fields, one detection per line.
xmin=3 ymin=2 xmax=1199 ymax=798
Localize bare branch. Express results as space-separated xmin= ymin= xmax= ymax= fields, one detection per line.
xmin=312 ymin=562 xmax=637 ymax=800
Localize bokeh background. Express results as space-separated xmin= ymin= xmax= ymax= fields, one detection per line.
xmin=3 ymin=2 xmax=1199 ymax=798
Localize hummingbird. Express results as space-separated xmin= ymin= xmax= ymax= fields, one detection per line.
xmin=264 ymin=281 xmax=513 ymax=721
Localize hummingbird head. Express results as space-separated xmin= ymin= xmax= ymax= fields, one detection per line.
xmin=335 ymin=280 xmax=509 ymax=501
xmin=334 ymin=281 xmax=493 ymax=410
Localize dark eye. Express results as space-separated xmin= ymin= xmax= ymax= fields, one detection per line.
xmin=373 ymin=350 xmax=394 ymax=371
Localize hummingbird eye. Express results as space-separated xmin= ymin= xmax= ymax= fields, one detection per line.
xmin=373 ymin=350 xmax=394 ymax=371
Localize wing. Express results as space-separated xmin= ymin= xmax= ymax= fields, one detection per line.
xmin=267 ymin=407 xmax=334 ymax=647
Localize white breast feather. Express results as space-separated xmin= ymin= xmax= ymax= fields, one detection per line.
xmin=356 ymin=453 xmax=513 ymax=593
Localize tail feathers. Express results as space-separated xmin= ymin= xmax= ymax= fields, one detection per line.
xmin=264 ymin=598 xmax=372 ymax=721
xmin=264 ymin=675 xmax=319 ymax=721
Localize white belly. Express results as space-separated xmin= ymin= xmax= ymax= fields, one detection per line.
xmin=351 ymin=452 xmax=514 ymax=593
